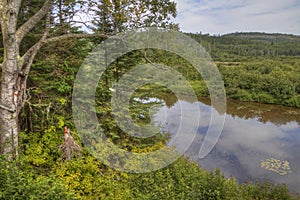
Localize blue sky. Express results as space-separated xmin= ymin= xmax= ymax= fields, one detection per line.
xmin=173 ymin=0 xmax=300 ymax=35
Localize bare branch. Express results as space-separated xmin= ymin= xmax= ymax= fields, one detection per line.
xmin=69 ymin=20 xmax=93 ymax=30
xmin=143 ymin=50 xmax=169 ymax=70
xmin=0 ymin=104 xmax=16 ymax=113
xmin=16 ymin=0 xmax=54 ymax=45
xmin=143 ymin=50 xmax=155 ymax=65
xmin=59 ymin=127 xmax=82 ymax=160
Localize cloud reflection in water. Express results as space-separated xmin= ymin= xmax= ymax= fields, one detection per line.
xmin=154 ymin=99 xmax=300 ymax=192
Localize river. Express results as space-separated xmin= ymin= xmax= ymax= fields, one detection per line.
xmin=151 ymin=97 xmax=300 ymax=192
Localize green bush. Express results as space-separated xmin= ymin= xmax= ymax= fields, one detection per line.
xmin=0 ymin=157 xmax=73 ymax=200
xmin=241 ymin=181 xmax=291 ymax=200
xmin=285 ymin=96 xmax=300 ymax=107
xmin=230 ymin=89 xmax=253 ymax=101
xmin=254 ymin=92 xmax=276 ymax=104
xmin=19 ymin=126 xmax=63 ymax=167
xmin=53 ymin=156 xmax=132 ymax=199
xmin=127 ymin=157 xmax=293 ymax=200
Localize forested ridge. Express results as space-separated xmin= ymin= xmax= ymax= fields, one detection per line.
xmin=0 ymin=0 xmax=300 ymax=199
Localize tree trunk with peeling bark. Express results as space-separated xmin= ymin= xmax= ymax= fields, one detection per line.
xmin=0 ymin=0 xmax=54 ymax=157
xmin=0 ymin=0 xmax=22 ymax=157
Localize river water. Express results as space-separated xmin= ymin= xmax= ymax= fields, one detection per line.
xmin=152 ymin=97 xmax=300 ymax=192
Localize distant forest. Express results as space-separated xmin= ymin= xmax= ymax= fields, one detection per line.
xmin=188 ymin=32 xmax=300 ymax=59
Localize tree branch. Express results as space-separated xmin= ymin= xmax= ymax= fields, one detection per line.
xmin=44 ymin=33 xmax=108 ymax=43
xmin=143 ymin=50 xmax=169 ymax=70
xmin=69 ymin=20 xmax=93 ymax=30
xmin=16 ymin=0 xmax=54 ymax=45
xmin=20 ymin=12 xmax=51 ymax=73
xmin=20 ymin=33 xmax=109 ymax=69
xmin=15 ymin=13 xmax=51 ymax=114
xmin=0 ymin=104 xmax=16 ymax=113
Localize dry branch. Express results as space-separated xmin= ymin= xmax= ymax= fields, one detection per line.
xmin=59 ymin=126 xmax=82 ymax=160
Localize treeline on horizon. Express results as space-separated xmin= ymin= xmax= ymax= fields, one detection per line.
xmin=188 ymin=31 xmax=300 ymax=59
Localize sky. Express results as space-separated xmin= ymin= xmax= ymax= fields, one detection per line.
xmin=173 ymin=0 xmax=300 ymax=35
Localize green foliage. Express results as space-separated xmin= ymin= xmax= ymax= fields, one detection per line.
xmin=128 ymin=157 xmax=205 ymax=199
xmin=19 ymin=126 xmax=64 ymax=167
xmin=285 ymin=96 xmax=300 ymax=107
xmin=2 ymin=0 xmax=298 ymax=198
xmin=230 ymin=89 xmax=253 ymax=101
xmin=183 ymin=32 xmax=300 ymax=107
xmin=53 ymin=156 xmax=132 ymax=199
xmin=254 ymin=92 xmax=276 ymax=104
xmin=93 ymin=0 xmax=178 ymax=35
xmin=4 ymin=9 xmax=299 ymax=198
xmin=217 ymin=58 xmax=300 ymax=107
xmin=188 ymin=32 xmax=300 ymax=60
xmin=127 ymin=157 xmax=292 ymax=200
xmin=58 ymin=81 xmax=73 ymax=94
xmin=15 ymin=123 xmax=295 ymax=199
xmin=241 ymin=181 xmax=291 ymax=200
xmin=0 ymin=156 xmax=73 ymax=199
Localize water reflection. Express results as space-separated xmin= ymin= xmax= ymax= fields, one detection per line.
xmin=153 ymin=97 xmax=300 ymax=192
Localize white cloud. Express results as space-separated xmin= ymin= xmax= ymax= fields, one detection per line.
xmin=173 ymin=0 xmax=300 ymax=35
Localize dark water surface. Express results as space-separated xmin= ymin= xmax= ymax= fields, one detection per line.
xmin=153 ymin=97 xmax=300 ymax=192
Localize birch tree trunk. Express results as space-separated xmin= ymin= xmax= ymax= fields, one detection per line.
xmin=0 ymin=0 xmax=21 ymax=157
xmin=0 ymin=0 xmax=53 ymax=157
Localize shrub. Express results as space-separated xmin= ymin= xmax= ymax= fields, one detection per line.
xmin=53 ymin=156 xmax=132 ymax=199
xmin=0 ymin=156 xmax=73 ymax=199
